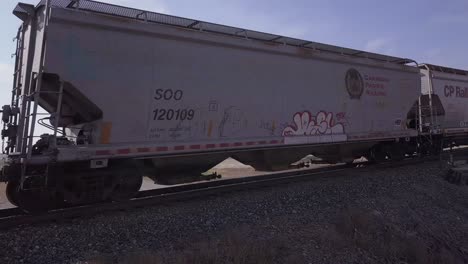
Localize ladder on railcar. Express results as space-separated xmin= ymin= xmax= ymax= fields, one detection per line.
xmin=417 ymin=103 xmax=443 ymax=156
xmin=1 ymin=27 xmax=24 ymax=155
xmin=17 ymin=0 xmax=65 ymax=190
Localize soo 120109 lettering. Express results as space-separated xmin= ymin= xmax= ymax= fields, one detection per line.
xmin=153 ymin=89 xmax=195 ymax=121
xmin=153 ymin=109 xmax=195 ymax=121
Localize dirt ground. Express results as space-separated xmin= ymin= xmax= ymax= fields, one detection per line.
xmin=0 ymin=183 xmax=13 ymax=209
xmin=1 ymin=159 xmax=468 ymax=263
xmin=89 ymin=161 xmax=468 ymax=264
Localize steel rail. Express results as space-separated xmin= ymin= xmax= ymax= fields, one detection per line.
xmin=0 ymin=149 xmax=466 ymax=230
xmin=0 ymin=163 xmax=351 ymax=229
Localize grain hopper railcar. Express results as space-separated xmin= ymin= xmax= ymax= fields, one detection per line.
xmin=418 ymin=64 xmax=468 ymax=147
xmin=1 ymin=0 xmax=422 ymax=211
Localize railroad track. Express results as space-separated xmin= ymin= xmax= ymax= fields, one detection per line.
xmin=0 ymin=149 xmax=466 ymax=230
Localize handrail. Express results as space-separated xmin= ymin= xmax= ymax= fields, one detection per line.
xmin=31 ymin=0 xmax=416 ymax=66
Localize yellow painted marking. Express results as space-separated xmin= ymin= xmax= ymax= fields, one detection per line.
xmin=100 ymin=122 xmax=112 ymax=144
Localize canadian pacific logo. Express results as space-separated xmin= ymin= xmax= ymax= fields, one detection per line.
xmin=345 ymin=68 xmax=364 ymax=99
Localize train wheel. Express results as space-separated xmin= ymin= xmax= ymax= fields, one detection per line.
xmin=17 ymin=192 xmax=53 ymax=213
xmin=388 ymin=146 xmax=405 ymax=161
xmin=368 ymin=147 xmax=387 ymax=163
xmin=431 ymin=144 xmax=442 ymax=155
xmin=7 ymin=176 xmax=65 ymax=212
xmin=8 ymin=181 xmax=55 ymax=213
xmin=110 ymin=167 xmax=142 ymax=202
xmin=6 ymin=180 xmax=20 ymax=207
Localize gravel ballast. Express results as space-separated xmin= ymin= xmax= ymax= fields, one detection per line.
xmin=0 ymin=161 xmax=467 ymax=264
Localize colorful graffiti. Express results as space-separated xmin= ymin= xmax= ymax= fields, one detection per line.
xmin=282 ymin=111 xmax=345 ymax=136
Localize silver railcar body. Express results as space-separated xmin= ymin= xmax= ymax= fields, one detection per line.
xmin=0 ymin=0 xmax=426 ymax=211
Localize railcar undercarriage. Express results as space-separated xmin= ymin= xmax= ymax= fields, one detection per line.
xmin=3 ymin=157 xmax=143 ymax=213
xmin=1 ymin=132 xmax=437 ymax=213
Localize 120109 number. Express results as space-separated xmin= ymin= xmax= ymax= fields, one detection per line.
xmin=153 ymin=109 xmax=195 ymax=121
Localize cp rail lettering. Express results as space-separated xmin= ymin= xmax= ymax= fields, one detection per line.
xmin=444 ymin=85 xmax=468 ymax=98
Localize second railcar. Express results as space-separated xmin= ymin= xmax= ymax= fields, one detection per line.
xmin=419 ymin=64 xmax=468 ymax=146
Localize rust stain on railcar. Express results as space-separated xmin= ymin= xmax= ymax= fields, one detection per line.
xmin=296 ymin=47 xmax=315 ymax=58
xmin=261 ymin=41 xmax=282 ymax=47
xmin=100 ymin=122 xmax=112 ymax=144
xmin=100 ymin=14 xmax=136 ymax=24
xmin=207 ymin=120 xmax=214 ymax=137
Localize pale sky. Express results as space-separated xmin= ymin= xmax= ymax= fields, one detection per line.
xmin=0 ymin=0 xmax=467 ymax=119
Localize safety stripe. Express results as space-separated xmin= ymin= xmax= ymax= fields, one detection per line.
xmin=348 ymin=132 xmax=413 ymax=140
xmin=94 ymin=132 xmax=421 ymax=157
xmin=444 ymin=128 xmax=468 ymax=134
xmin=94 ymin=139 xmax=285 ymax=157
xmin=96 ymin=150 xmax=112 ymax=156
xmin=117 ymin=149 xmax=131 ymax=155
xmin=137 ymin=147 xmax=151 ymax=153
xmin=174 ymin=146 xmax=185 ymax=151
xmin=156 ymin=146 xmax=169 ymax=152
